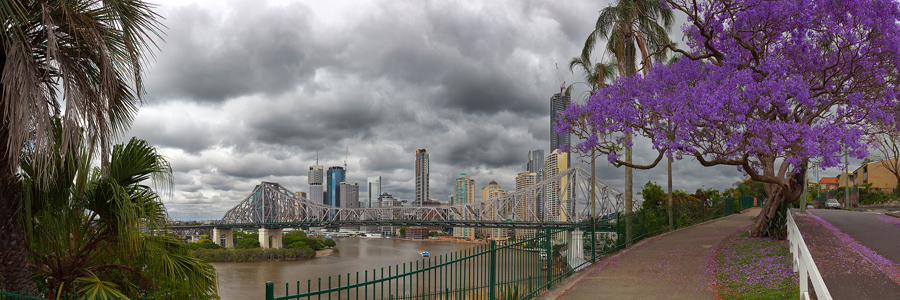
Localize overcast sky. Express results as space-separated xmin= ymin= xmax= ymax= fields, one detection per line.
xmin=130 ymin=0 xmax=861 ymax=221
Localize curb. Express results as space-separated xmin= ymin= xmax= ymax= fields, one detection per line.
xmin=536 ymin=208 xmax=760 ymax=300
xmin=885 ymin=212 xmax=900 ymax=219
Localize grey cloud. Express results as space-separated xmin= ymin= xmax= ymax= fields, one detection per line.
xmin=147 ymin=1 xmax=322 ymax=102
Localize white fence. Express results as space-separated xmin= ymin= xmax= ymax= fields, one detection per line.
xmin=787 ymin=209 xmax=832 ymax=300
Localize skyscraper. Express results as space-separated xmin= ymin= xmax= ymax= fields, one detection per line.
xmin=326 ymin=166 xmax=346 ymax=207
xmin=515 ymin=171 xmax=537 ymax=239
xmin=416 ymin=149 xmax=429 ymax=205
xmin=550 ymin=93 xmax=570 ymax=158
xmin=339 ymin=182 xmax=359 ymax=209
xmin=544 ymin=149 xmax=569 ymax=223
xmin=481 ymin=180 xmax=505 ymax=239
xmin=453 ymin=174 xmax=475 ymax=239
xmin=367 ymin=176 xmax=381 ymax=208
xmin=308 ymin=163 xmax=324 ymax=205
xmin=481 ymin=180 xmax=501 ymax=202
xmin=527 ymin=149 xmax=544 ymax=181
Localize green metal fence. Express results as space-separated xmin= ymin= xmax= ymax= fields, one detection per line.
xmin=265 ymin=196 xmax=757 ymax=300
xmin=266 ymin=227 xmax=592 ymax=300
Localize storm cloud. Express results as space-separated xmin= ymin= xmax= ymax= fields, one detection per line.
xmin=127 ymin=0 xmax=855 ymax=221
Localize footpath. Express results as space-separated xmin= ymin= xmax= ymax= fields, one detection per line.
xmin=538 ymin=208 xmax=761 ymax=300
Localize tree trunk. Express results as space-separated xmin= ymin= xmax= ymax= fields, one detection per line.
xmin=749 ymin=161 xmax=805 ymax=238
xmin=667 ymin=158 xmax=673 ymax=230
xmin=0 ymin=126 xmax=34 ymax=290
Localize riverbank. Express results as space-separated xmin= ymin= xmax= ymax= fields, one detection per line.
xmin=193 ymin=247 xmax=318 ymax=262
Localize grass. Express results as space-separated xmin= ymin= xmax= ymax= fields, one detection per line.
xmin=714 ymin=226 xmax=799 ymax=300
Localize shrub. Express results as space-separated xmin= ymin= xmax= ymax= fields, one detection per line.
xmin=192 ymin=247 xmax=316 ymax=262
xmin=236 ymin=238 xmax=260 ymax=249
xmin=323 ymin=239 xmax=336 ymax=247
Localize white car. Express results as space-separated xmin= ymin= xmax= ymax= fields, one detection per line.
xmin=825 ymin=199 xmax=841 ymax=209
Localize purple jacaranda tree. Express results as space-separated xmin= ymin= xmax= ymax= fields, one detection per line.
xmin=557 ymin=0 xmax=900 ymax=237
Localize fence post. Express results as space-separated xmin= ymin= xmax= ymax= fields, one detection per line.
xmin=673 ymin=205 xmax=678 ymax=229
xmin=266 ymin=281 xmax=274 ymax=300
xmin=545 ymin=227 xmax=552 ymax=290
xmin=489 ymin=240 xmax=497 ymax=300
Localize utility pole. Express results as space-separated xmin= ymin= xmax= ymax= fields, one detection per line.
xmin=845 ymin=150 xmax=850 ymax=210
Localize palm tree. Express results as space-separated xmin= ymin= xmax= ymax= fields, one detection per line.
xmin=0 ymin=0 xmax=162 ymax=286
xmin=22 ymin=135 xmax=218 ymax=299
xmin=585 ymin=0 xmax=674 ymax=244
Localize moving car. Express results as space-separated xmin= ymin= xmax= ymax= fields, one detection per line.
xmin=825 ymin=198 xmax=841 ymax=209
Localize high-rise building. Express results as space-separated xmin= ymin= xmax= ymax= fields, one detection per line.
xmin=550 ymin=93 xmax=570 ymax=160
xmin=339 ymin=182 xmax=359 ymax=209
xmin=367 ymin=176 xmax=381 ymax=208
xmin=326 ymin=166 xmax=346 ymax=207
xmin=515 ymin=171 xmax=538 ymax=239
xmin=416 ymin=149 xmax=430 ymax=205
xmin=544 ymin=149 xmax=569 ymax=223
xmin=309 ymin=163 xmax=324 ymax=205
xmin=527 ymin=149 xmax=545 ymax=181
xmin=489 ymin=188 xmax=510 ymax=238
xmin=453 ymin=174 xmax=475 ymax=239
xmin=481 ymin=180 xmax=506 ymax=239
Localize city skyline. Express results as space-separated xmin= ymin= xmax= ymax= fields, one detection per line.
xmin=129 ymin=0 xmax=862 ymax=221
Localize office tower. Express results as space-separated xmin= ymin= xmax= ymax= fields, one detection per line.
xmin=367 ymin=176 xmax=381 ymax=209
xmin=326 ymin=166 xmax=346 ymax=207
xmin=515 ymin=171 xmax=537 ymax=239
xmin=339 ymin=182 xmax=359 ymax=209
xmin=309 ymin=163 xmax=324 ymax=205
xmin=453 ymin=174 xmax=475 ymax=239
xmin=544 ymin=149 xmax=570 ymax=223
xmin=527 ymin=149 xmax=544 ymax=181
xmin=416 ymin=149 xmax=429 ymax=205
xmin=550 ymin=93 xmax=570 ymax=164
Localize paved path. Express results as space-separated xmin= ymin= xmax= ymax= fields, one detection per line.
xmin=795 ymin=210 xmax=900 ymax=299
xmin=539 ymin=209 xmax=759 ymax=300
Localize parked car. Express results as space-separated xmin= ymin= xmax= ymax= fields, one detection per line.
xmin=825 ymin=199 xmax=841 ymax=209
xmin=806 ymin=205 xmax=814 ymax=210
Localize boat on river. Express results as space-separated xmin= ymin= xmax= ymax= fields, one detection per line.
xmin=421 ymin=251 xmax=429 ymax=257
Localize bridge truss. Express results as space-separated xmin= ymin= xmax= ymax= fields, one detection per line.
xmin=218 ymin=165 xmax=641 ymax=227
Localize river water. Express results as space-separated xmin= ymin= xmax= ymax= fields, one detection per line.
xmin=213 ymin=238 xmax=479 ymax=300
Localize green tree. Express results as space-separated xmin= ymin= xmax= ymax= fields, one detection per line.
xmin=1 ymin=0 xmax=163 ymax=286
xmin=638 ymin=181 xmax=665 ymax=210
xmin=285 ymin=230 xmax=307 ymax=238
xmin=323 ymin=239 xmax=336 ymax=248
xmin=236 ymin=239 xmax=261 ymax=249
xmin=286 ymin=241 xmax=309 ymax=249
xmin=22 ymin=136 xmax=217 ymax=299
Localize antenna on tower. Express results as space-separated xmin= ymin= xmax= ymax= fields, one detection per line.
xmin=344 ymin=147 xmax=348 ymax=172
xmin=555 ymin=63 xmax=565 ymax=94
xmin=316 ymin=150 xmax=319 ymax=165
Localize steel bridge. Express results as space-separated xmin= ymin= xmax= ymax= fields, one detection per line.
xmin=170 ymin=165 xmax=640 ymax=247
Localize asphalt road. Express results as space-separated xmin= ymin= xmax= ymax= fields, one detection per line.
xmin=801 ymin=209 xmax=900 ymax=299
xmin=809 ymin=209 xmax=900 ymax=266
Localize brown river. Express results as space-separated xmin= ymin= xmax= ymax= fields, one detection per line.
xmin=212 ymin=238 xmax=479 ymax=300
